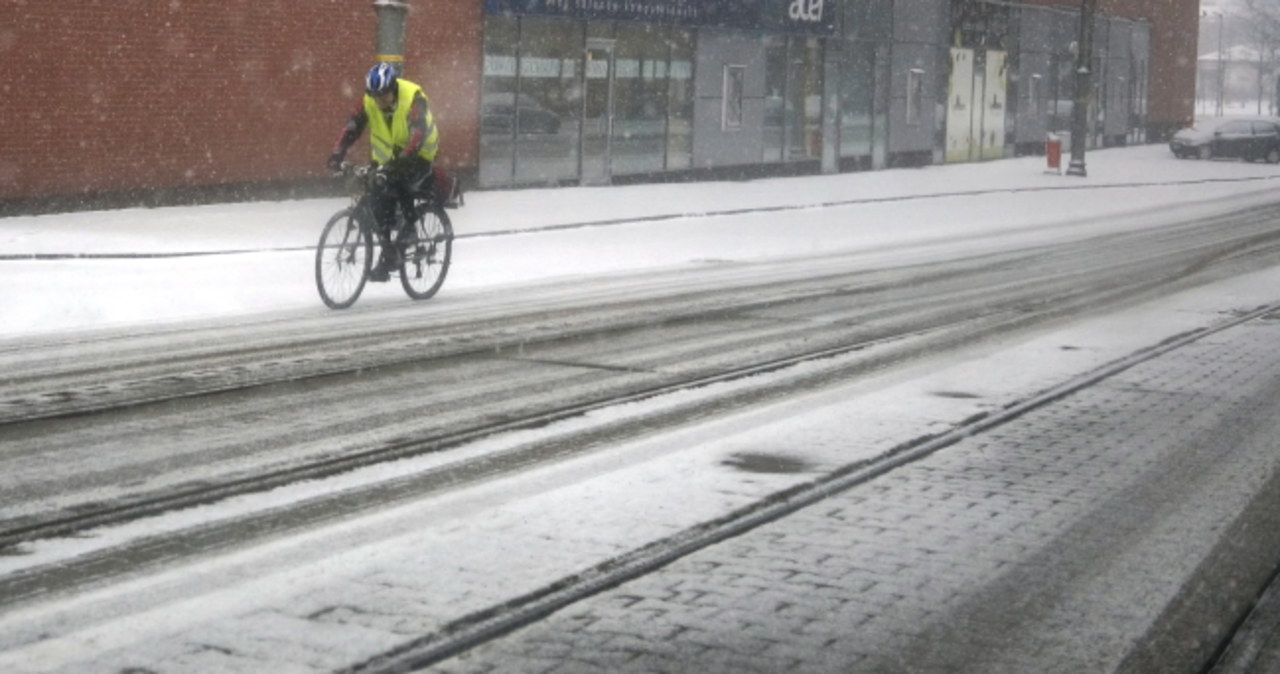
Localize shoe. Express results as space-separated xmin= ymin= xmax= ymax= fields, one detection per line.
xmin=369 ymin=259 xmax=391 ymax=282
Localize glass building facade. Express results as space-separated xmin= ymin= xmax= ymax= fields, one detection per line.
xmin=480 ymin=0 xmax=836 ymax=187
xmin=480 ymin=15 xmax=700 ymax=187
xmin=477 ymin=0 xmax=1150 ymax=188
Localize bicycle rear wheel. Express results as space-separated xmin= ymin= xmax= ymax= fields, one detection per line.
xmin=399 ymin=205 xmax=453 ymax=300
xmin=315 ymin=208 xmax=373 ymax=309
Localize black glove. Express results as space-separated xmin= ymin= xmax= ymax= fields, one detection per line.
xmin=326 ymin=152 xmax=344 ymax=173
xmin=382 ymin=157 xmax=407 ymax=180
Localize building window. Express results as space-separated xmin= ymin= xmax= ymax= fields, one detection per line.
xmin=613 ymin=24 xmax=671 ymax=176
xmin=1030 ymin=73 xmax=1042 ymax=115
xmin=722 ymin=64 xmax=746 ymax=130
xmin=513 ymin=18 xmax=582 ymax=185
xmin=907 ymin=69 xmax=924 ymax=125
xmin=765 ymin=36 xmax=823 ymax=162
xmin=666 ymin=30 xmax=695 ymax=170
xmin=764 ymin=38 xmax=787 ymax=161
xmin=480 ymin=16 xmax=519 ymax=187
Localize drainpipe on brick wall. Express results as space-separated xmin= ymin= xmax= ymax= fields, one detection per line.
xmin=373 ymin=0 xmax=411 ymax=68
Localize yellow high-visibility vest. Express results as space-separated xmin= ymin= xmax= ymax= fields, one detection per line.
xmin=362 ymin=78 xmax=439 ymax=164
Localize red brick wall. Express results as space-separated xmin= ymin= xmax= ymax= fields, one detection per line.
xmin=404 ymin=1 xmax=482 ymax=171
xmin=1099 ymin=0 xmax=1201 ymax=132
xmin=0 ymin=0 xmax=481 ymax=201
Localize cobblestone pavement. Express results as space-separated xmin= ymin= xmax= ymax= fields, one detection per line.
xmin=425 ymin=316 xmax=1280 ymax=673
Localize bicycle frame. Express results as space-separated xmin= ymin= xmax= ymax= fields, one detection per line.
xmin=315 ymin=165 xmax=454 ymax=309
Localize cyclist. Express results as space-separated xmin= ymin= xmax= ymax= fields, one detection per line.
xmin=327 ymin=62 xmax=440 ymax=281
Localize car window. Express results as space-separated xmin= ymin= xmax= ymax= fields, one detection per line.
xmin=1219 ymin=121 xmax=1251 ymax=134
xmin=1253 ymin=122 xmax=1279 ymax=136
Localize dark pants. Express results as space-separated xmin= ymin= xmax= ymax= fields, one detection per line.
xmin=372 ymin=156 xmax=433 ymax=257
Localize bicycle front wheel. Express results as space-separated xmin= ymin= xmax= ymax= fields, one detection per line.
xmin=399 ymin=205 xmax=453 ymax=301
xmin=315 ymin=208 xmax=373 ymax=309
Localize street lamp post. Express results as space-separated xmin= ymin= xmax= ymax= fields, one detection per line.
xmin=1067 ymin=0 xmax=1097 ymax=177
xmin=1217 ymin=13 xmax=1225 ymax=116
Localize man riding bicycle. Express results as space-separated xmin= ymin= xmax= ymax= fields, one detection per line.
xmin=328 ymin=62 xmax=440 ymax=281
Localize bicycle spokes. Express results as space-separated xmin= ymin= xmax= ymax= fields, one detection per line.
xmin=315 ymin=210 xmax=371 ymax=310
xmin=335 ymin=223 xmax=360 ymax=267
xmin=397 ymin=208 xmax=452 ymax=300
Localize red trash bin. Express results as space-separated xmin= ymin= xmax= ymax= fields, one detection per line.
xmin=1045 ymin=134 xmax=1062 ymax=173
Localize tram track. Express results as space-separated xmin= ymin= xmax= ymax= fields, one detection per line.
xmin=0 ymin=239 xmax=1237 ymax=552
xmin=1 ymin=255 xmax=1277 ymax=615
xmin=344 ymin=300 xmax=1280 ymax=673
xmin=0 ymin=312 xmax=971 ymax=554
xmin=0 ymin=314 xmax=984 ymax=608
xmin=3 ymin=204 xmax=1280 ymax=618
xmin=2 ymin=198 xmax=1280 ymax=672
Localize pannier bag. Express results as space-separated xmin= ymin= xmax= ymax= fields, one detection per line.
xmin=433 ymin=167 xmax=464 ymax=209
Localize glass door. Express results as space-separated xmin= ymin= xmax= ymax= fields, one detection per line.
xmin=581 ymin=38 xmax=616 ymax=185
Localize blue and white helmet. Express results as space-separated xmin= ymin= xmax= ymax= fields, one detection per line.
xmin=365 ymin=62 xmax=399 ymax=96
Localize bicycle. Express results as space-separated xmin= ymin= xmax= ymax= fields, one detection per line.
xmin=315 ymin=163 xmax=458 ymax=309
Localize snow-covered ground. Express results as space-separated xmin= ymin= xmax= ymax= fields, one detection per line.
xmin=4 ymin=142 xmax=1280 ymax=672
xmin=3 ymin=142 xmax=1280 ymax=338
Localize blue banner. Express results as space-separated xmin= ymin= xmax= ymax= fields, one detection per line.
xmin=484 ymin=0 xmax=835 ymax=35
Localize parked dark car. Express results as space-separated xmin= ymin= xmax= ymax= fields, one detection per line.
xmin=1170 ymin=117 xmax=1280 ymax=162
xmin=1209 ymin=118 xmax=1280 ymax=163
xmin=482 ymin=93 xmax=562 ymax=136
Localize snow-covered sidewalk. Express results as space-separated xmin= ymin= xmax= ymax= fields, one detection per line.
xmin=3 ymin=143 xmax=1280 ymax=338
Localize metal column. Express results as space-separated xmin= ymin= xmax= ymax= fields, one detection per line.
xmin=373 ymin=0 xmax=411 ymax=66
xmin=1067 ymin=0 xmax=1097 ymax=177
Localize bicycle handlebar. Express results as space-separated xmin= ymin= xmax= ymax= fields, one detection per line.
xmin=335 ymin=162 xmax=387 ymax=192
